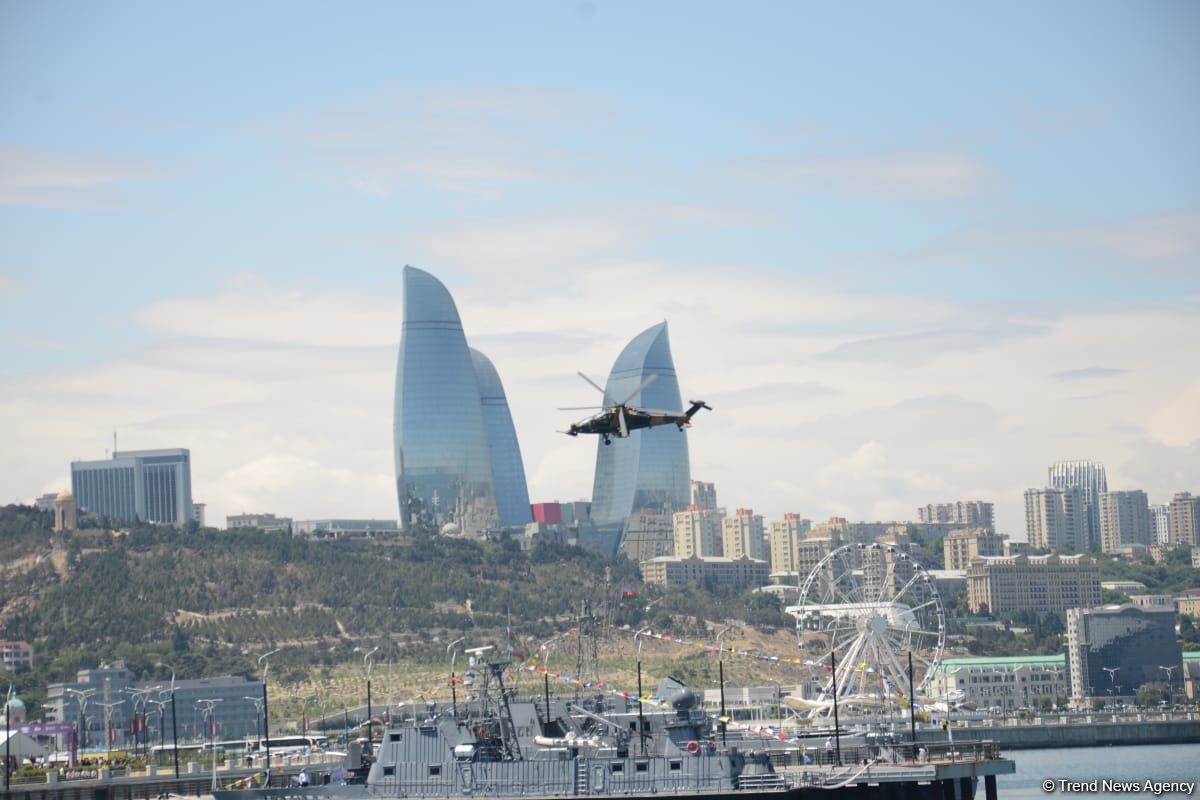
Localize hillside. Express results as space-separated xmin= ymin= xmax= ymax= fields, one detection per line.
xmin=0 ymin=505 xmax=792 ymax=717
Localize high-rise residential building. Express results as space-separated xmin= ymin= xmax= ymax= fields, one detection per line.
xmin=191 ymin=502 xmax=206 ymax=527
xmin=470 ymin=348 xmax=533 ymax=528
xmin=619 ymin=509 xmax=674 ymax=563
xmin=1025 ymin=487 xmax=1087 ymax=551
xmin=1168 ymin=492 xmax=1200 ymax=547
xmin=393 ymin=266 xmax=531 ymax=536
xmin=860 ymin=541 xmax=915 ymax=598
xmin=966 ymin=553 xmax=1101 ymax=615
xmin=690 ymin=480 xmax=717 ymax=510
xmin=640 ymin=554 xmax=769 ymax=589
xmin=1150 ymin=504 xmax=1171 ymax=545
xmin=795 ymin=537 xmax=838 ymax=581
xmin=917 ymin=501 xmax=995 ymax=532
xmin=767 ymin=514 xmax=811 ymax=572
xmin=71 ymin=448 xmax=193 ymax=527
xmin=943 ymin=528 xmax=1005 ymax=570
xmin=1048 ymin=460 xmax=1107 ymax=550
xmin=1098 ymin=490 xmax=1152 ymax=554
xmin=1066 ymin=605 xmax=1181 ymax=707
xmin=673 ymin=505 xmax=721 ymax=558
xmin=721 ymin=508 xmax=766 ymax=561
xmin=590 ymin=322 xmax=692 ymax=551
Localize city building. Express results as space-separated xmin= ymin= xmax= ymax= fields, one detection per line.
xmin=1003 ymin=539 xmax=1033 ymax=557
xmin=1176 ymin=596 xmax=1200 ymax=617
xmin=1129 ymin=594 xmax=1174 ymax=610
xmin=1168 ymin=492 xmax=1200 ymax=547
xmin=690 ymin=481 xmax=717 ymax=511
xmin=673 ymin=506 xmax=721 ymax=558
xmin=34 ymin=492 xmax=58 ymax=512
xmin=1066 ymin=605 xmax=1182 ymax=707
xmin=45 ymin=662 xmax=265 ymax=748
xmin=590 ymin=322 xmax=692 ymax=554
xmin=618 ymin=509 xmax=674 ymax=563
xmin=70 ymin=448 xmax=194 ymax=527
xmin=394 ymin=266 xmax=531 ymax=537
xmin=925 ymin=655 xmax=1069 ymax=712
xmin=226 ymin=513 xmax=293 ymax=534
xmin=292 ymin=519 xmax=399 ymax=539
xmin=531 ymin=503 xmax=562 ymax=524
xmin=1098 ymin=490 xmax=1151 ymax=554
xmin=640 ymin=555 xmax=769 ymax=589
xmin=1150 ymin=504 xmax=1171 ymax=546
xmin=943 ymin=528 xmax=1005 ymax=570
xmin=722 ymin=508 xmax=766 ymax=561
xmin=0 ymin=641 xmax=33 ymax=673
xmin=1048 ymin=460 xmax=1107 ymax=550
xmin=861 ymin=540 xmax=915 ymax=598
xmin=917 ymin=501 xmax=995 ymax=532
xmin=1024 ymin=487 xmax=1087 ymax=552
xmin=767 ymin=514 xmax=811 ymax=572
xmin=191 ymin=502 xmax=206 ymax=527
xmin=1100 ymin=580 xmax=1147 ymax=595
xmin=966 ymin=553 xmax=1101 ymax=615
xmin=470 ymin=348 xmax=533 ymax=528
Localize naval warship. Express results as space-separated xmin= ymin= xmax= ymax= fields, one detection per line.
xmin=214 ymin=663 xmax=793 ymax=800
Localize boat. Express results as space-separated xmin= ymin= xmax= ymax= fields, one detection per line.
xmin=216 ymin=661 xmax=792 ymax=800
xmin=212 ymin=659 xmax=1017 ymax=800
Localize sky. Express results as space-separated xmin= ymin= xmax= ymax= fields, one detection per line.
xmin=2 ymin=1 xmax=1198 ymax=537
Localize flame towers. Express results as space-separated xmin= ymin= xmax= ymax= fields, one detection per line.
xmin=393 ymin=266 xmax=531 ymax=535
xmin=589 ymin=321 xmax=692 ymax=551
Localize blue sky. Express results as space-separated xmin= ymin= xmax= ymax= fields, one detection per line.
xmin=2 ymin=1 xmax=1198 ymax=533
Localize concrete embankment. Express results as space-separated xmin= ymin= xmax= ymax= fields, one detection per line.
xmin=914 ymin=717 xmax=1200 ymax=750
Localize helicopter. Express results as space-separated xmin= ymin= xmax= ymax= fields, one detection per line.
xmin=559 ymin=372 xmax=711 ymax=445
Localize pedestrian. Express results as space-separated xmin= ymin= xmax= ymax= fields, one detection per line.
xmin=824 ymin=736 xmax=833 ymax=763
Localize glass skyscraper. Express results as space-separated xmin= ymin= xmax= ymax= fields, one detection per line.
xmin=590 ymin=322 xmax=691 ymax=552
xmin=471 ymin=348 xmax=533 ymax=528
xmin=70 ymin=448 xmax=193 ymax=527
xmin=393 ymin=266 xmax=531 ymax=536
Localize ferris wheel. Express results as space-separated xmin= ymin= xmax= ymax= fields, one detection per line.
xmin=787 ymin=542 xmax=946 ymax=718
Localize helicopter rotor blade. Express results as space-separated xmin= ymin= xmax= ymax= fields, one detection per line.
xmin=618 ymin=407 xmax=629 ymax=438
xmin=577 ymin=372 xmax=608 ymax=396
xmin=618 ymin=373 xmax=658 ymax=406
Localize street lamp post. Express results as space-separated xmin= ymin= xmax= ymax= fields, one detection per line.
xmin=715 ymin=625 xmax=733 ymax=746
xmin=96 ymin=700 xmax=121 ymax=766
xmin=634 ymin=628 xmax=651 ymax=755
xmin=242 ymin=697 xmax=265 ymax=749
xmin=447 ymin=637 xmax=466 ymax=718
xmin=364 ymin=647 xmax=380 ymax=750
xmin=64 ymin=687 xmax=97 ymax=766
xmin=147 ymin=697 xmax=169 ymax=762
xmin=1159 ymin=665 xmax=1178 ymax=706
xmin=196 ymin=699 xmax=223 ymax=792
xmin=1102 ymin=666 xmax=1120 ymax=702
xmin=257 ymin=649 xmax=281 ymax=768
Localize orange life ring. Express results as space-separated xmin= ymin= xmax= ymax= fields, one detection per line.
xmin=685 ymin=740 xmax=701 ymax=755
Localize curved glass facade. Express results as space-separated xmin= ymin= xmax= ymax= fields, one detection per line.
xmin=590 ymin=322 xmax=692 ymax=541
xmin=470 ymin=348 xmax=533 ymax=528
xmin=394 ymin=266 xmax=499 ymax=535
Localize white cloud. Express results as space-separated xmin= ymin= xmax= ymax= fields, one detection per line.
xmin=0 ymin=146 xmax=166 ymax=208
xmin=735 ymin=152 xmax=993 ymax=198
xmin=2 ymin=265 xmax=1197 ymax=536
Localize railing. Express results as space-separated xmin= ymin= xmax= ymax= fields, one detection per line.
xmin=770 ymin=739 xmax=1003 ymax=769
